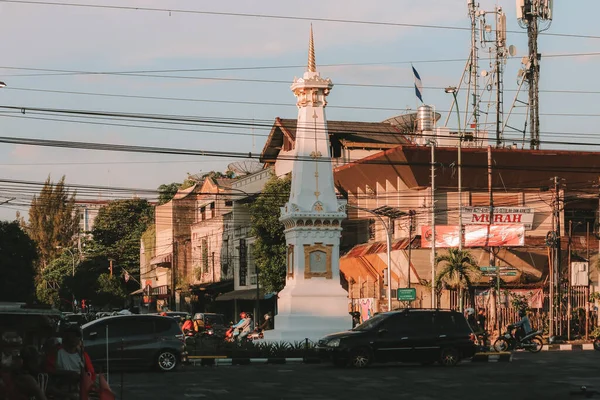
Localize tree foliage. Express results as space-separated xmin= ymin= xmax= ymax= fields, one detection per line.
xmin=157 ymin=183 xmax=181 ymax=205
xmin=249 ymin=174 xmax=291 ymax=293
xmin=26 ymin=176 xmax=79 ymax=269
xmin=90 ymin=199 xmax=154 ymax=282
xmin=435 ymin=248 xmax=481 ymax=311
xmin=0 ymin=221 xmax=38 ymax=302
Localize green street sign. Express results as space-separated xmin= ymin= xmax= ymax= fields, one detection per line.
xmin=397 ymin=288 xmax=416 ymax=301
xmin=479 ymin=266 xmax=498 ymax=272
xmin=482 ymin=271 xmax=517 ymax=277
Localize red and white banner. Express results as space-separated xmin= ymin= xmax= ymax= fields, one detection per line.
xmin=421 ymin=225 xmax=525 ymax=248
xmin=461 ymin=207 xmax=535 ymax=230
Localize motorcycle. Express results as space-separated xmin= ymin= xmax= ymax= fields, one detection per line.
xmin=493 ymin=325 xmax=544 ymax=353
xmin=593 ymin=337 xmax=600 ymax=351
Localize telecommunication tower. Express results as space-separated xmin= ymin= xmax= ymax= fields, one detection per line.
xmin=516 ymin=0 xmax=553 ymax=149
xmin=444 ymin=2 xmax=513 ymax=148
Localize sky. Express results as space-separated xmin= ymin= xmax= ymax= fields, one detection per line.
xmin=0 ymin=0 xmax=597 ymax=221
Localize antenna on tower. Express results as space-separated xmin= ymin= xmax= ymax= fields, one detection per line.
xmin=516 ymin=0 xmax=553 ymax=150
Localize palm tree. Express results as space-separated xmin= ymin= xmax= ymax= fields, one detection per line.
xmin=435 ymin=248 xmax=481 ymax=312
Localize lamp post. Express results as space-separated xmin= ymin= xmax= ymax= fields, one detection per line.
xmin=346 ymin=204 xmax=406 ymax=311
xmin=445 ymin=86 xmax=463 ymax=251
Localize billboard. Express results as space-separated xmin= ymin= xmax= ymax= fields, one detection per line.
xmin=421 ymin=224 xmax=525 ymax=248
xmin=461 ymin=207 xmax=535 ymax=230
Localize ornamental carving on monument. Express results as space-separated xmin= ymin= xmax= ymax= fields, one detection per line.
xmin=303 ymin=243 xmax=333 ymax=279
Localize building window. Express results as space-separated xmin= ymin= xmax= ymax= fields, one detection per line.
xmin=222 ymin=238 xmax=229 ymax=276
xmin=239 ymin=239 xmax=247 ymax=286
xmin=210 ymin=202 xmax=216 ymax=218
xmin=202 ymin=238 xmax=208 ymax=274
xmin=303 ymin=243 xmax=333 ymax=279
xmin=287 ymin=245 xmax=294 ymax=278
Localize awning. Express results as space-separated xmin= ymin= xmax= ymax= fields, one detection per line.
xmin=190 ymin=280 xmax=234 ymax=294
xmin=150 ymin=253 xmax=172 ymax=265
xmin=215 ymin=289 xmax=274 ymax=301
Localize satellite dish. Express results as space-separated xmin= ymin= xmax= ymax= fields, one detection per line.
xmin=508 ymin=45 xmax=517 ymax=57
xmin=521 ymin=56 xmax=529 ymax=65
xmin=227 ymin=160 xmax=263 ymax=176
xmin=481 ymin=70 xmax=488 ymax=77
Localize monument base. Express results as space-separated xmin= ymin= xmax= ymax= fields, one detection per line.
xmin=262 ymin=280 xmax=351 ymax=344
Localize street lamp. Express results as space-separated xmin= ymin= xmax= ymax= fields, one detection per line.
xmin=445 ymin=86 xmax=463 ymax=251
xmin=56 ymin=245 xmax=76 ymax=277
xmin=346 ymin=204 xmax=406 ymax=311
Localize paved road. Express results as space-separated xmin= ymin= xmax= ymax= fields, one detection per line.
xmin=109 ymin=352 xmax=600 ymax=400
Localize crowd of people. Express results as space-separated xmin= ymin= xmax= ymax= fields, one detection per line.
xmin=0 ymin=327 xmax=112 ymax=400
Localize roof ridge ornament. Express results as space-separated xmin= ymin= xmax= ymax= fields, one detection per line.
xmin=308 ymin=24 xmax=316 ymax=73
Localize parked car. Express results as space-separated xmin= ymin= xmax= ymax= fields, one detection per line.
xmin=82 ymin=315 xmax=187 ymax=372
xmin=317 ymin=309 xmax=477 ymax=368
xmin=157 ymin=311 xmax=190 ymax=321
xmin=193 ymin=313 xmax=227 ymax=337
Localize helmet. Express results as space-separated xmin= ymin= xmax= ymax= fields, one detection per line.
xmin=466 ymin=308 xmax=475 ymax=316
xmin=160 ymin=312 xmax=167 ymax=317
xmin=240 ymin=312 xmax=247 ymax=319
xmin=186 ymin=315 xmax=192 ymax=320
xmin=518 ymin=309 xmax=527 ymax=318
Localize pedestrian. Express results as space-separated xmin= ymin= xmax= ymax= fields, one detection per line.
xmin=477 ymin=308 xmax=487 ymax=333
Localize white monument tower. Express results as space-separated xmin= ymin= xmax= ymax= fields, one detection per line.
xmin=265 ymin=26 xmax=351 ymax=343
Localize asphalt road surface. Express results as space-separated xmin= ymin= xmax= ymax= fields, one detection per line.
xmin=109 ymin=352 xmax=600 ymax=400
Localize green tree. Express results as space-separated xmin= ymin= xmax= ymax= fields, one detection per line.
xmin=26 ymin=176 xmax=79 ymax=269
xmin=249 ymin=173 xmax=291 ymax=293
xmin=157 ymin=183 xmax=181 ymax=205
xmin=89 ymin=199 xmax=154 ymax=288
xmin=0 ymin=221 xmax=38 ymax=302
xmin=435 ymin=248 xmax=481 ymax=312
xmin=36 ymin=252 xmax=73 ymax=308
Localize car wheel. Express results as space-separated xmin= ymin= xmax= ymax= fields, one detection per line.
xmin=157 ymin=350 xmax=178 ymax=372
xmin=594 ymin=338 xmax=600 ymax=351
xmin=439 ymin=347 xmax=459 ymax=367
xmin=348 ymin=347 xmax=372 ymax=369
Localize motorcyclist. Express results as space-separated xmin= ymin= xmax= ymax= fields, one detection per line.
xmin=466 ymin=308 xmax=479 ymax=333
xmin=182 ymin=316 xmax=195 ymax=335
xmin=232 ymin=312 xmax=252 ymax=342
xmin=512 ymin=308 xmax=532 ymax=342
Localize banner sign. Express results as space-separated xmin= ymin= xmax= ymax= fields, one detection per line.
xmin=461 ymin=207 xmax=535 ymax=230
xmin=421 ymin=225 xmax=525 ymax=248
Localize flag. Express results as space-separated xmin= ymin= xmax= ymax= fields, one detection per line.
xmin=412 ymin=65 xmax=423 ymax=103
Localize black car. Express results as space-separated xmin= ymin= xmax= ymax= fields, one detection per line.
xmin=82 ymin=315 xmax=187 ymax=372
xmin=317 ymin=309 xmax=477 ymax=368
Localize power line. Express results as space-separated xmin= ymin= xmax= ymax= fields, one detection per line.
xmin=2 ymin=0 xmax=599 ymax=40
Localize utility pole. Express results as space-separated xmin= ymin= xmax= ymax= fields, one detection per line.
xmin=487 ymin=146 xmax=499 ymax=331
xmin=172 ymin=240 xmax=178 ymax=311
xmin=554 ymin=177 xmax=562 ymax=336
xmin=430 ymin=142 xmax=437 ymax=308
xmin=407 ymin=210 xmax=416 ymax=289
xmin=517 ymin=0 xmax=553 ymax=149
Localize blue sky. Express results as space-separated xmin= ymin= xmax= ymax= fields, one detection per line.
xmin=0 ymin=0 xmax=596 ymax=220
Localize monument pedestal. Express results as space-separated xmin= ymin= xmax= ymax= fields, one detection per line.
xmin=263 ymin=280 xmax=351 ymax=343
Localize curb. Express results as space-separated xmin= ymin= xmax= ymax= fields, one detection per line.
xmin=188 ymin=353 xmax=512 ymax=366
xmin=542 ymin=344 xmax=595 ymax=351
xmin=471 ymin=352 xmax=512 ymax=362
xmin=188 ymin=356 xmax=320 ymax=366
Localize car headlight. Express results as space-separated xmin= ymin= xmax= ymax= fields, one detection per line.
xmin=327 ymin=338 xmax=340 ymax=347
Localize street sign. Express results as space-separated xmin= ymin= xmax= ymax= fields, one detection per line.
xmin=482 ymin=271 xmax=517 ymax=277
xmin=397 ymin=288 xmax=416 ymax=301
xmin=479 ymin=266 xmax=497 ymax=271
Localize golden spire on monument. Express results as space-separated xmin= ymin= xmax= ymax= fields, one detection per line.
xmin=307 ymin=24 xmax=316 ymax=73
